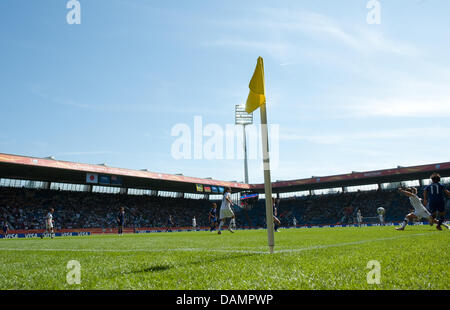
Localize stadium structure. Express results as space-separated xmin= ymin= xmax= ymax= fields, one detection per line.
xmin=1 ymin=152 xmax=449 ymax=196
xmin=0 ymin=154 xmax=450 ymax=237
xmin=1 ymin=152 xmax=449 ymax=237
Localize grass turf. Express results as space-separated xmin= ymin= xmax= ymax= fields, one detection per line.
xmin=0 ymin=225 xmax=448 ymax=290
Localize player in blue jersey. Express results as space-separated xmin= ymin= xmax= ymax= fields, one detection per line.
xmin=273 ymin=198 xmax=281 ymax=232
xmin=2 ymin=221 xmax=8 ymax=237
xmin=423 ymin=173 xmax=450 ymax=230
xmin=117 ymin=206 xmax=125 ymax=236
xmin=208 ymin=203 xmax=218 ymax=232
xmin=166 ymin=214 xmax=174 ymax=232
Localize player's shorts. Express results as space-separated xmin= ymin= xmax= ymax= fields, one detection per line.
xmin=220 ymin=206 xmax=235 ymax=219
xmin=46 ymin=222 xmax=53 ymax=229
xmin=428 ymin=202 xmax=445 ymax=213
xmin=118 ymin=221 xmax=124 ymax=226
xmin=413 ymin=208 xmax=431 ymax=220
xmin=210 ymin=217 xmax=217 ymax=223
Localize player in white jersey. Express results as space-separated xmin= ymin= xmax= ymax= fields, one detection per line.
xmin=192 ymin=216 xmax=197 ymax=230
xmin=356 ymin=209 xmax=363 ymax=227
xmin=218 ymin=187 xmax=236 ymax=234
xmin=396 ymin=187 xmax=449 ymax=230
xmin=377 ymin=207 xmax=385 ymax=226
xmin=41 ymin=208 xmax=55 ymax=239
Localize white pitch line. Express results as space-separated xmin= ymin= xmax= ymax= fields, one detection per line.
xmin=0 ymin=232 xmax=438 ymax=255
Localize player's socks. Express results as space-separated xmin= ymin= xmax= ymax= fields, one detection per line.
xmin=228 ymin=220 xmax=235 ymax=232
xmin=230 ymin=218 xmax=235 ymax=229
xmin=218 ymin=221 xmax=223 ymax=234
xmin=401 ymin=218 xmax=408 ymax=229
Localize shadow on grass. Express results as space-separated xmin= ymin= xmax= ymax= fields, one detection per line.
xmin=128 ymin=252 xmax=260 ymax=275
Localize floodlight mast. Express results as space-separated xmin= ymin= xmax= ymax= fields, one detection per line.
xmin=235 ymin=105 xmax=253 ymax=184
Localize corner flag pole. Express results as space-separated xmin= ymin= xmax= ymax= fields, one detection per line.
xmin=244 ymin=56 xmax=274 ymax=253
xmin=260 ymin=103 xmax=275 ymax=254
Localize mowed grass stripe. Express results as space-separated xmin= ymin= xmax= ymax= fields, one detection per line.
xmin=0 ymin=231 xmax=439 ymax=254
xmin=0 ymin=226 xmax=448 ymax=289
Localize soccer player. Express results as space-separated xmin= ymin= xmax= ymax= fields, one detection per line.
xmin=192 ymin=216 xmax=197 ymax=230
xmin=356 ymin=209 xmax=363 ymax=227
xmin=377 ymin=207 xmax=385 ymax=226
xmin=218 ymin=187 xmax=236 ymax=234
xmin=42 ymin=208 xmax=55 ymax=239
xmin=395 ymin=187 xmax=447 ymax=230
xmin=423 ymin=173 xmax=450 ymax=231
xmin=2 ymin=221 xmax=8 ymax=237
xmin=292 ymin=217 xmax=297 ymax=227
xmin=209 ymin=203 xmax=218 ymax=232
xmin=273 ymin=198 xmax=281 ymax=232
xmin=117 ymin=207 xmax=125 ymax=236
xmin=166 ymin=214 xmax=174 ymax=232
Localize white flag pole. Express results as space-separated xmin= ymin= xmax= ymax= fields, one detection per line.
xmin=259 ymin=102 xmax=275 ymax=254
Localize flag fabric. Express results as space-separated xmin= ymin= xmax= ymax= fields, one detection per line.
xmin=86 ymin=173 xmax=98 ymax=184
xmin=245 ymin=56 xmax=266 ymax=114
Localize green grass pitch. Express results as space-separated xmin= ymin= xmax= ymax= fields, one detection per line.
xmin=0 ymin=226 xmax=448 ymax=290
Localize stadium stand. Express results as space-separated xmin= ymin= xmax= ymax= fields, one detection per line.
xmin=1 ymin=185 xmax=449 ymax=232
xmin=1 ymin=154 xmax=449 ymax=232
xmin=241 ymin=188 xmax=450 ymax=227
xmin=0 ymin=187 xmax=212 ymax=230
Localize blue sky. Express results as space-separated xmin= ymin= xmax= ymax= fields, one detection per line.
xmin=1 ymin=0 xmax=449 ymax=184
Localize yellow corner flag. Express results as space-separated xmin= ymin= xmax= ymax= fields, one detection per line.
xmin=245 ymin=56 xmax=266 ymax=114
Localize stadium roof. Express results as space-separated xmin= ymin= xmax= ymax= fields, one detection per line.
xmin=251 ymin=162 xmax=450 ymax=193
xmin=0 ymin=153 xmax=449 ymax=194
xmin=0 ymin=153 xmax=250 ymax=194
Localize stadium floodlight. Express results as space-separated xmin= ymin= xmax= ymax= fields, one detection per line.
xmin=235 ymin=104 xmax=253 ymax=184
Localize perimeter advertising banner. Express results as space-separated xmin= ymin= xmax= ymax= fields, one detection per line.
xmin=0 ymin=232 xmax=91 ymax=239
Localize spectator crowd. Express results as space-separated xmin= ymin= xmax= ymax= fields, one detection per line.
xmin=0 ymin=187 xmax=212 ymax=230
xmin=1 ymin=185 xmax=449 ymax=231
